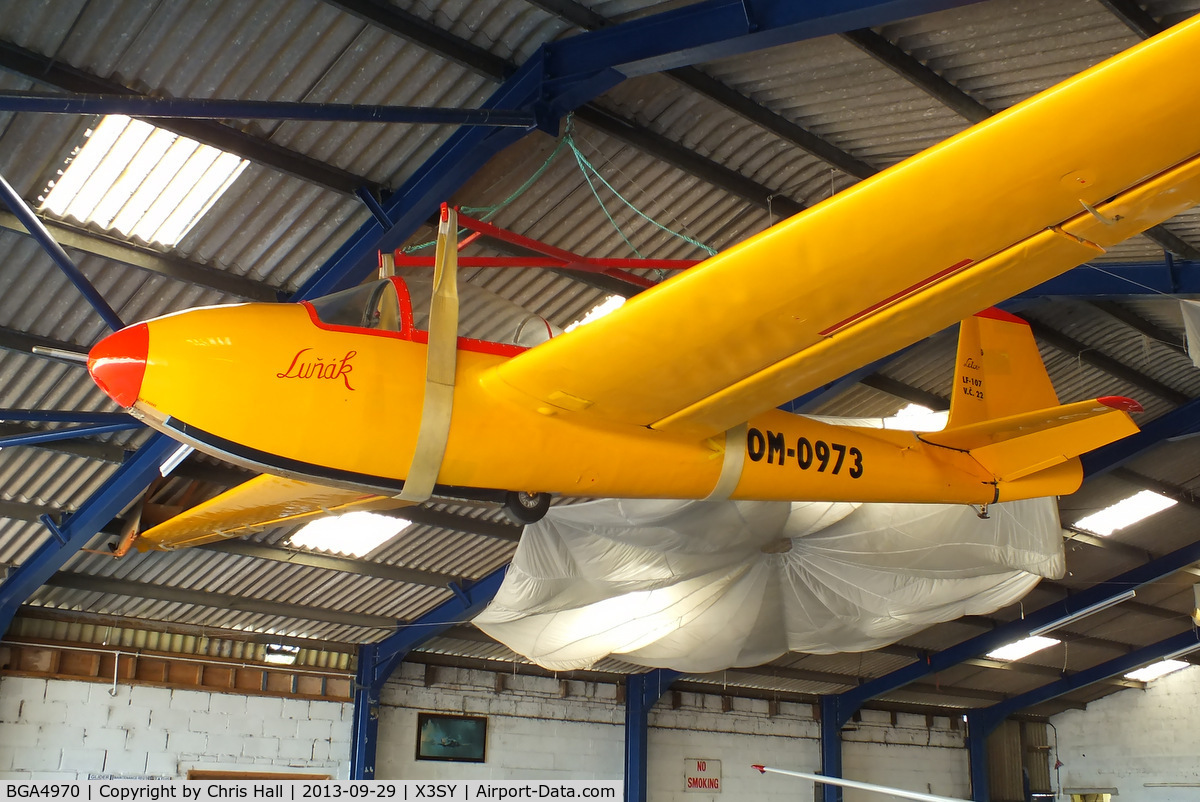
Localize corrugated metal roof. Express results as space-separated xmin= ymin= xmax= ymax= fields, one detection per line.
xmin=0 ymin=0 xmax=1196 ymax=718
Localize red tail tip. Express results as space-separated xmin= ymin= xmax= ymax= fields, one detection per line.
xmin=1099 ymin=396 xmax=1143 ymax=413
xmin=751 ymin=765 xmax=766 ymax=774
xmin=974 ymin=307 xmax=1028 ymax=325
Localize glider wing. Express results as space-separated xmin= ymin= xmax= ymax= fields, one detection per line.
xmin=135 ymin=474 xmax=404 ymax=551
xmin=484 ymin=15 xmax=1200 ymax=438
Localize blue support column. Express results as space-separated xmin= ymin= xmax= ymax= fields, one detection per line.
xmin=819 ymin=696 xmax=850 ymax=802
xmin=349 ymin=566 xmax=508 ymax=779
xmin=624 ymin=668 xmax=680 ymax=802
xmin=351 ymin=643 xmax=382 ymax=780
xmin=965 ymin=711 xmax=991 ymax=802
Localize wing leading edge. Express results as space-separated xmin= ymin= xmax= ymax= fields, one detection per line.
xmin=483 ymin=14 xmax=1200 ymax=438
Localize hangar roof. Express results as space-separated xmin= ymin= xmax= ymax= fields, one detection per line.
xmin=2 ymin=0 xmax=1200 ymax=721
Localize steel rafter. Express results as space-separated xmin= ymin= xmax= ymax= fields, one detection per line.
xmin=351 ymin=566 xmax=507 ymax=779
xmin=0 ymin=39 xmax=375 ymax=197
xmin=0 ymin=93 xmax=537 ymax=128
xmin=965 ymin=628 xmax=1200 ymax=801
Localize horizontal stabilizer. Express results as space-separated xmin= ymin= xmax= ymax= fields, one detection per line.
xmin=136 ymin=474 xmax=404 ymax=550
xmin=922 ymin=397 xmax=1142 ymax=482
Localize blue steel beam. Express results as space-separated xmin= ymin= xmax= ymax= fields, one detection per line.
xmin=296 ymin=0 xmax=977 ymax=299
xmin=1020 ymin=257 xmax=1200 ymax=297
xmin=1082 ymin=396 xmax=1200 ymax=478
xmin=350 ymin=565 xmax=508 ymax=779
xmin=0 ymin=433 xmax=177 ymax=633
xmin=0 ymin=93 xmax=537 ymax=127
xmin=0 ymin=171 xmax=124 ymax=332
xmin=964 ymin=627 xmax=1200 ymax=801
xmin=0 ymin=410 xmax=135 ymax=425
xmin=545 ymin=0 xmax=983 ymax=81
xmin=0 ymin=421 xmax=143 ymax=448
xmin=828 ymin=534 xmax=1200 ymax=730
xmin=972 ymin=628 xmax=1200 ymax=737
xmin=625 ymin=668 xmax=681 ymax=802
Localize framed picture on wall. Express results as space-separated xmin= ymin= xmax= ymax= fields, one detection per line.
xmin=416 ymin=713 xmax=488 ymax=762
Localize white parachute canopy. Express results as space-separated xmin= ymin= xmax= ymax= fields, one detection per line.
xmin=475 ymin=497 xmax=1065 ymax=673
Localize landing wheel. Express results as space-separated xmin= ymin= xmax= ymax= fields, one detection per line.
xmin=504 ymin=491 xmax=551 ymax=525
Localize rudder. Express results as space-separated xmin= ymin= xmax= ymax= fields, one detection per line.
xmin=947 ymin=308 xmax=1058 ymax=429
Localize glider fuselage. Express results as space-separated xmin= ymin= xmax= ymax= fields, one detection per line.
xmin=93 ymin=299 xmax=1072 ymax=507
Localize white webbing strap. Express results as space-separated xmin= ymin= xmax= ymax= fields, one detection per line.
xmin=398 ymin=206 xmax=460 ymax=502
xmin=703 ymin=422 xmax=747 ymax=501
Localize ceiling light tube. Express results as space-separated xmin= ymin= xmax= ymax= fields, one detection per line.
xmin=1028 ymin=588 xmax=1137 ymax=637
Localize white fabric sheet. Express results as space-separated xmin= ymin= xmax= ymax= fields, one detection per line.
xmin=475 ymin=498 xmax=1064 ymax=672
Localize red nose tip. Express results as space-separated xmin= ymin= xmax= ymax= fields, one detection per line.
xmin=88 ymin=323 xmax=148 ymax=408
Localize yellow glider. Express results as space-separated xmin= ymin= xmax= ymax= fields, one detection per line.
xmin=87 ymin=13 xmax=1200 ymax=548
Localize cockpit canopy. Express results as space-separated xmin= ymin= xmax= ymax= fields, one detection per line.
xmin=306 ymin=277 xmax=559 ymax=349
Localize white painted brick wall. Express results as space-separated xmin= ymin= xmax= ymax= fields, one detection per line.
xmin=0 ymin=676 xmax=351 ymax=780
xmin=1051 ymin=664 xmax=1200 ymax=802
xmin=375 ymin=663 xmax=969 ymax=802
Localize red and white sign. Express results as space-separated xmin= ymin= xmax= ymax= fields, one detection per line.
xmin=684 ymin=758 xmax=721 ymax=793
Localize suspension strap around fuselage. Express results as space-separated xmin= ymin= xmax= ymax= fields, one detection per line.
xmin=397 ymin=205 xmax=460 ymax=502
xmin=703 ymin=422 xmax=747 ymax=501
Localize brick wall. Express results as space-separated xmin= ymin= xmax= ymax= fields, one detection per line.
xmin=1051 ymin=665 xmax=1200 ymax=801
xmin=0 ymin=676 xmax=351 ymax=780
xmin=375 ymin=663 xmax=970 ymax=801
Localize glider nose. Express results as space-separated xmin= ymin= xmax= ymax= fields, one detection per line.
xmin=88 ymin=323 xmax=149 ymax=408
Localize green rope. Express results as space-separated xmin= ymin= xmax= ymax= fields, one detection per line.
xmin=565 ymin=131 xmax=717 ymax=258
xmin=401 ymin=114 xmax=716 ymax=260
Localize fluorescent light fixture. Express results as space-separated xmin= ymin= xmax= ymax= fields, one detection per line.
xmin=158 ymin=443 xmax=195 ymax=477
xmin=1124 ymin=658 xmax=1191 ymax=683
xmin=565 ymin=294 xmax=625 ymax=332
xmin=1072 ymin=490 xmax=1177 ymax=536
xmin=985 ymin=635 xmax=1060 ymax=662
xmin=40 ymin=115 xmax=249 ymax=247
xmin=1029 ymin=589 xmax=1137 ymax=637
xmin=263 ymin=643 xmax=300 ymax=666
xmin=289 ymin=510 xmax=411 ymax=558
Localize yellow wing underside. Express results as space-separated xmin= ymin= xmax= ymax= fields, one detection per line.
xmin=136 ymin=474 xmax=406 ymax=550
xmin=483 ymin=15 xmax=1200 ymax=438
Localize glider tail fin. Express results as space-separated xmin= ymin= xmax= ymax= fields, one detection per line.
xmin=921 ymin=309 xmax=1141 ymax=491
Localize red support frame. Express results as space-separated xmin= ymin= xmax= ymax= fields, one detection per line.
xmin=392 ymin=210 xmax=703 ymax=289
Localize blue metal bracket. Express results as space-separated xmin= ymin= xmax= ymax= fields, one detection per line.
xmin=355 ymin=187 xmax=393 ymax=229
xmin=37 ymin=514 xmax=67 ymax=546
xmin=350 ymin=566 xmax=508 ymax=779
xmin=625 ymin=668 xmax=681 ymax=802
